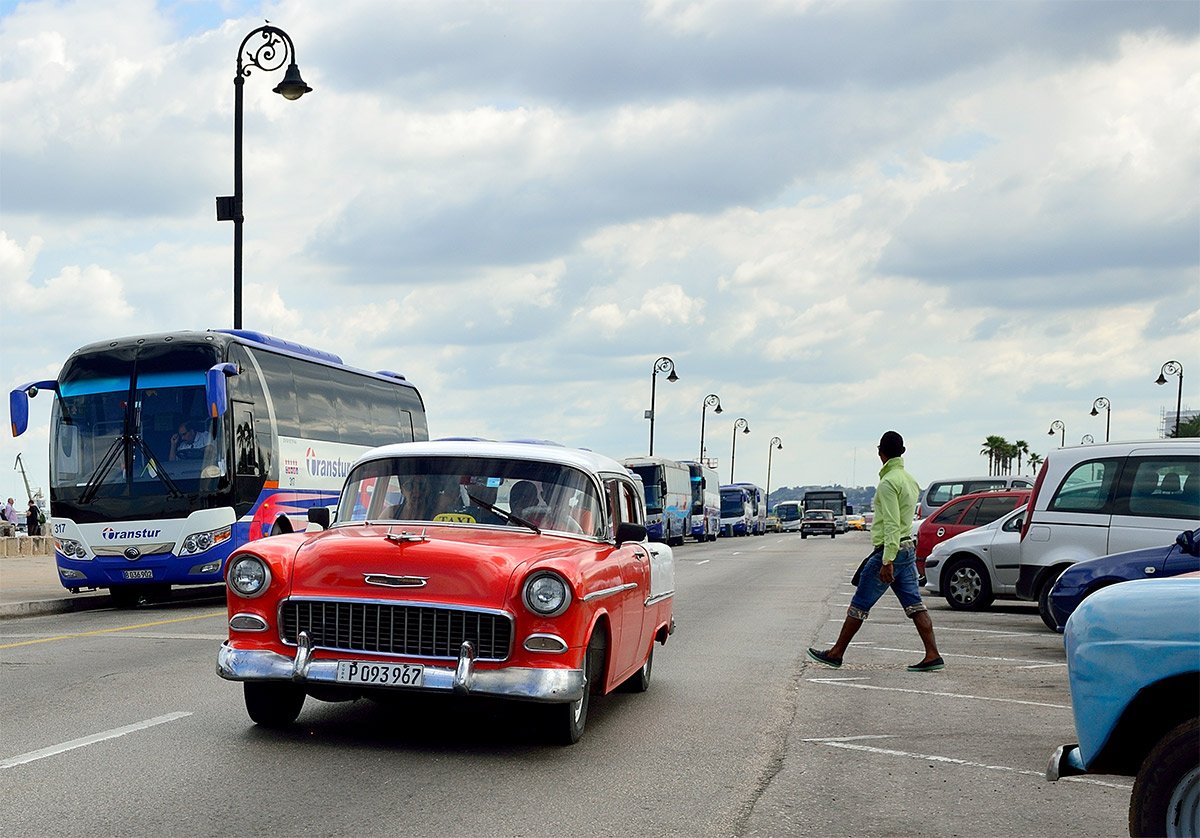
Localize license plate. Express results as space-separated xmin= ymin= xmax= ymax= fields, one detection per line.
xmin=335 ymin=660 xmax=424 ymax=687
xmin=123 ymin=569 xmax=154 ymax=580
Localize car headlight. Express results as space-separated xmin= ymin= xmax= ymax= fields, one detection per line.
xmin=228 ymin=555 xmax=271 ymax=598
xmin=523 ymin=571 xmax=571 ymax=617
xmin=180 ymin=525 xmax=231 ymax=556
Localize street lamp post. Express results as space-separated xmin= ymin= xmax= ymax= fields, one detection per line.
xmin=647 ymin=356 xmax=678 ymax=456
xmin=1156 ymin=361 xmax=1184 ymax=437
xmin=729 ymin=418 xmax=749 ymax=483
xmin=217 ymin=24 xmax=312 ymax=330
xmin=698 ymin=394 xmax=723 ymax=463
xmin=1089 ymin=397 xmax=1111 ymax=442
xmin=765 ymin=436 xmax=782 ymax=507
xmin=1048 ymin=420 xmax=1065 ymax=448
xmin=1081 ymin=434 xmax=1095 ymax=445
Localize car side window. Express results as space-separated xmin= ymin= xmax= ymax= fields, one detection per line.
xmin=620 ymin=481 xmax=643 ymax=526
xmin=932 ymin=499 xmax=968 ymax=524
xmin=1049 ymin=458 xmax=1121 ymax=513
xmin=965 ymin=495 xmax=1021 ymax=526
xmin=1002 ymin=510 xmax=1025 ymax=532
xmin=1122 ymin=456 xmax=1200 ymax=519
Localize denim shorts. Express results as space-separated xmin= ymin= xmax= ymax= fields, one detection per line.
xmin=848 ymin=545 xmax=927 ymax=620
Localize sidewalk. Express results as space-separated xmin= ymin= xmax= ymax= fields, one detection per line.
xmin=0 ymin=549 xmax=109 ymax=618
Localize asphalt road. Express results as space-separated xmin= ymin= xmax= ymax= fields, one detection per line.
xmin=0 ymin=532 xmax=1129 ymax=837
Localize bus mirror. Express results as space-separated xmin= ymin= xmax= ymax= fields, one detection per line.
xmin=9 ymin=379 xmax=58 ymax=438
xmin=659 ymin=480 xmax=668 ymax=496
xmin=847 ymin=505 xmax=854 ymax=514
xmin=205 ymin=363 xmax=238 ymax=418
xmin=307 ymin=506 xmax=331 ymax=530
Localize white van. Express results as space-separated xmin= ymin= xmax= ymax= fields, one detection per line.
xmin=1017 ymin=439 xmax=1199 ymax=629
xmin=918 ymin=475 xmax=1034 ymax=521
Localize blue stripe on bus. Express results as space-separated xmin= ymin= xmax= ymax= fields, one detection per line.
xmin=60 ymin=377 xmax=131 ymax=397
xmin=137 ymin=371 xmax=206 ymax=389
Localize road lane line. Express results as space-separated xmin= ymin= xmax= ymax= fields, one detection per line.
xmin=0 ymin=611 xmax=226 ymax=650
xmin=799 ymin=738 xmax=1131 ymax=790
xmin=0 ymin=712 xmax=192 ymax=770
xmin=807 ymin=677 xmax=1070 ymax=709
xmin=696 ymin=560 xmax=710 ymax=565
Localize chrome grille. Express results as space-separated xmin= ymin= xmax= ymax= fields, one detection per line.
xmin=279 ymin=599 xmax=512 ymax=661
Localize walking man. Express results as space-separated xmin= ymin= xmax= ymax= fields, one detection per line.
xmin=807 ymin=431 xmax=944 ymax=672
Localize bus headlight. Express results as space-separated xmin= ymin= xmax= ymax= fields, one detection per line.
xmin=55 ymin=539 xmax=91 ymax=560
xmin=228 ymin=555 xmax=271 ymax=598
xmin=523 ymin=571 xmax=571 ymax=617
xmin=180 ymin=525 xmax=231 ymax=556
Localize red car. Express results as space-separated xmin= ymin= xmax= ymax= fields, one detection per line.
xmin=217 ymin=440 xmax=676 ymax=744
xmin=916 ymin=489 xmax=1031 ymax=577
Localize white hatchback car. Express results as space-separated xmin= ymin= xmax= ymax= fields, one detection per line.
xmin=925 ymin=505 xmax=1026 ymax=611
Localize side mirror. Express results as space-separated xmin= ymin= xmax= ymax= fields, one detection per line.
xmin=615 ymin=521 xmax=647 ymax=545
xmin=307 ymin=506 xmax=331 ymax=531
xmin=659 ymin=480 xmax=668 ymax=496
xmin=205 ymin=363 xmax=239 ymax=419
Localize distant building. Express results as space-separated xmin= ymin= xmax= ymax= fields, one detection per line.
xmin=1160 ymin=406 xmax=1198 ymax=438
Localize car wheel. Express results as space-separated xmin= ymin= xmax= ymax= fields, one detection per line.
xmin=801 ymin=532 xmax=807 ymax=539
xmin=1037 ymin=572 xmax=1063 ymax=632
xmin=244 ymin=682 xmax=306 ymax=728
xmin=549 ymin=630 xmax=604 ymax=745
xmin=830 ymin=531 xmax=836 ymax=539
xmin=944 ymin=557 xmax=995 ymax=611
xmin=620 ymin=646 xmax=653 ymax=693
xmin=1129 ymin=717 xmax=1200 ymax=837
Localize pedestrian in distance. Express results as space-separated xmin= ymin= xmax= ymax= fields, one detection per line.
xmin=1 ymin=497 xmax=17 ymax=537
xmin=807 ymin=431 xmax=945 ymax=673
xmin=26 ymin=499 xmax=41 ymax=537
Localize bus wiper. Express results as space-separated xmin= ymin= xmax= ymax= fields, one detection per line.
xmin=130 ymin=434 xmax=183 ymax=498
xmin=78 ymin=435 xmax=126 ymax=505
xmin=466 ymin=493 xmax=540 ymax=534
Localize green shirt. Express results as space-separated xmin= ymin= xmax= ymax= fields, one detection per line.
xmin=872 ymin=456 xmax=920 ymax=564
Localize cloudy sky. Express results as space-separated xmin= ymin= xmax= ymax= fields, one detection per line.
xmin=1 ymin=0 xmax=1197 ymax=506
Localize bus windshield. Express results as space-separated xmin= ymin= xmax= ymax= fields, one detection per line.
xmin=630 ymin=465 xmax=663 ymax=513
xmin=776 ymin=503 xmax=802 ymax=522
xmin=720 ymin=491 xmax=744 ymax=516
xmin=51 ymin=343 xmax=227 ymax=523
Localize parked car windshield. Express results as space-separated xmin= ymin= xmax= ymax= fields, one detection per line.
xmin=338 ymin=455 xmax=606 ymax=537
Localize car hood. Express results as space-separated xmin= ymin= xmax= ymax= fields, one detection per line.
xmin=1057 ymin=540 xmax=1181 ymax=587
xmin=285 ymin=524 xmax=598 ymax=608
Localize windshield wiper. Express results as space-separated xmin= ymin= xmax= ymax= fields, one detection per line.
xmin=78 ymin=435 xmax=125 ymax=505
xmin=467 ymin=493 xmax=540 ymax=534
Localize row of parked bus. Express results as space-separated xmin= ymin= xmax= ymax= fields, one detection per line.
xmin=620 ymin=456 xmax=771 ymax=546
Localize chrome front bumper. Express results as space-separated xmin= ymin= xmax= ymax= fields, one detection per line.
xmin=217 ymin=633 xmax=584 ymax=704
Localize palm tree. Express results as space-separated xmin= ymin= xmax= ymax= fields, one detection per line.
xmin=980 ymin=436 xmax=1007 ymax=476
xmin=1013 ymin=440 xmax=1029 ymax=475
xmin=1027 ymin=452 xmax=1043 ymax=472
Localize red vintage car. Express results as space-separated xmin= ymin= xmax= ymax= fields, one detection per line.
xmin=217 ymin=440 xmax=675 ymax=744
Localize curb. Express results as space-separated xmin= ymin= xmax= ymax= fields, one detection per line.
xmin=0 ymin=584 xmax=227 ymax=620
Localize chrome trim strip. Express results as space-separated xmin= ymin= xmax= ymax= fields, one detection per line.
xmin=582 ymin=582 xmax=638 ymax=602
xmin=217 ymin=642 xmax=585 ymax=703
xmin=453 ymin=641 xmax=475 ymax=695
xmin=644 ymin=590 xmax=675 ymax=607
xmin=523 ymin=633 xmax=569 ymax=654
xmin=229 ymin=613 xmax=269 ymax=632
xmin=363 ymin=573 xmax=428 ymax=588
xmin=94 ymin=542 xmax=174 ymax=557
xmin=280 ymin=595 xmax=510 ymax=618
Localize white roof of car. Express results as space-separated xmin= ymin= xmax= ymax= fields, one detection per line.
xmin=355 ymin=439 xmax=631 ymax=478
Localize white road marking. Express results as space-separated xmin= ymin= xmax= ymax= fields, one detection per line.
xmin=799 ymin=738 xmax=1131 ymax=790
xmin=696 ymin=560 xmax=710 ymax=566
xmin=807 ymin=677 xmax=1070 ymax=709
xmin=855 ymin=644 xmax=1061 ymax=666
xmin=0 ymin=712 xmax=192 ymax=770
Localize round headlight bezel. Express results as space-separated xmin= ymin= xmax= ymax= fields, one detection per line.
xmin=523 ymin=571 xmax=572 ymax=618
xmin=228 ymin=555 xmax=271 ymax=598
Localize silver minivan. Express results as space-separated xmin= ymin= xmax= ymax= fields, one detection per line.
xmin=917 ymin=475 xmax=1034 ymax=521
xmin=1017 ymin=439 xmax=1199 ymax=629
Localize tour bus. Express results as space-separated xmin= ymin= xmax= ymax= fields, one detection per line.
xmin=774 ymin=500 xmax=803 ymax=532
xmin=803 ymin=488 xmax=852 ymax=533
xmin=681 ymin=460 xmax=720 ymax=542
xmin=8 ymin=329 xmax=428 ymax=606
xmin=623 ymin=456 xmax=692 ymax=546
xmin=719 ymin=484 xmax=753 ymax=536
xmin=729 ymin=482 xmax=767 ymax=535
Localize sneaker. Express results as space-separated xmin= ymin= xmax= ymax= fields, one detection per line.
xmin=806 ymin=648 xmax=843 ymax=669
xmin=906 ymin=657 xmax=945 ymax=672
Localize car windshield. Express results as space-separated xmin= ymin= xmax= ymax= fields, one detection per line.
xmin=338 ymin=455 xmax=606 ymax=538
xmin=805 ymin=510 xmax=833 ymax=519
